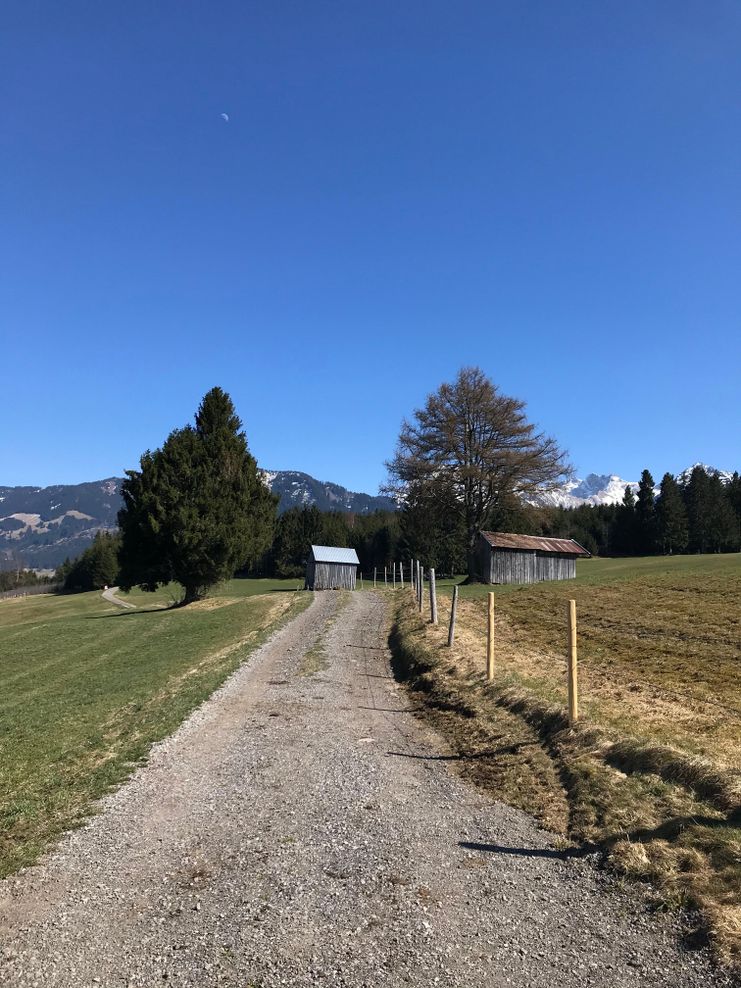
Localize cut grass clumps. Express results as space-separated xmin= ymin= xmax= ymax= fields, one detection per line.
xmin=603 ymin=740 xmax=741 ymax=814
xmin=390 ymin=581 xmax=741 ymax=967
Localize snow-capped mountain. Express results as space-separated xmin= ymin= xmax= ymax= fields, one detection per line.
xmin=530 ymin=474 xmax=638 ymax=508
xmin=529 ymin=463 xmax=734 ymax=509
xmin=675 ymin=463 xmax=733 ymax=486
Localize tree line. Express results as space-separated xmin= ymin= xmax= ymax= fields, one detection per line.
xmin=537 ymin=467 xmax=741 ymax=558
xmin=0 ymin=568 xmax=56 ymax=593
xmin=259 ymin=462 xmax=740 ymax=579
xmin=48 ymin=375 xmax=738 ymax=601
xmin=55 ymin=532 xmax=121 ymax=592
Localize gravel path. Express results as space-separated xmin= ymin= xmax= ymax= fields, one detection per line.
xmin=101 ymin=586 xmax=136 ymax=609
xmin=0 ymin=591 xmax=734 ymax=987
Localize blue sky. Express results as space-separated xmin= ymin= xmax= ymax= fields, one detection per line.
xmin=2 ymin=2 xmax=739 ymax=492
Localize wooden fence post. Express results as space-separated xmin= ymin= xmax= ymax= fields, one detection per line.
xmin=429 ymin=568 xmax=438 ymax=624
xmin=487 ymin=592 xmax=495 ymax=681
xmin=393 ymin=562 xmax=397 ymax=589
xmin=418 ymin=564 xmax=423 ymax=613
xmin=384 ymin=565 xmax=387 ymax=587
xmin=373 ymin=567 xmax=377 ymax=589
xmin=400 ymin=560 xmax=404 ymax=588
xmin=447 ymin=584 xmax=458 ymax=647
xmin=567 ymin=599 xmax=579 ymax=724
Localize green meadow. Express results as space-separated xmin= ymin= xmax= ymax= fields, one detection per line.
xmin=0 ymin=579 xmax=307 ymax=876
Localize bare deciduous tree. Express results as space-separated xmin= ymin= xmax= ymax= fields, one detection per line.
xmin=385 ymin=367 xmax=571 ymax=578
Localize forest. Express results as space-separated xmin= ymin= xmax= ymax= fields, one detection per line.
xmin=264 ymin=465 xmax=741 ymax=578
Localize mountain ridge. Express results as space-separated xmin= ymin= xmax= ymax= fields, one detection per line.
xmin=0 ymin=471 xmax=395 ymax=569
xmin=1 ymin=464 xmax=733 ymax=569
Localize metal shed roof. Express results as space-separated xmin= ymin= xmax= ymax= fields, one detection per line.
xmin=479 ymin=531 xmax=591 ymax=556
xmin=310 ymin=545 xmax=360 ymax=565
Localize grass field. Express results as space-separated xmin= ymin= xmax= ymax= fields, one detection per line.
xmin=392 ymin=554 xmax=741 ymax=961
xmin=0 ymin=578 xmax=307 ymax=877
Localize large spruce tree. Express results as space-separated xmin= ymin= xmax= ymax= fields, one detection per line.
xmin=684 ymin=466 xmax=712 ymax=553
xmin=705 ymin=473 xmax=740 ymax=552
xmin=655 ymin=473 xmax=688 ymax=554
xmin=634 ymin=469 xmax=658 ymax=554
xmin=118 ymin=388 xmax=277 ymax=604
xmin=611 ymin=485 xmax=637 ymax=555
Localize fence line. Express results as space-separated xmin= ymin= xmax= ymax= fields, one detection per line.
xmin=0 ymin=582 xmax=60 ymax=601
xmin=405 ymin=578 xmax=741 ymax=726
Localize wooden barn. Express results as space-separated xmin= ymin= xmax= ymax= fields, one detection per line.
xmin=477 ymin=531 xmax=590 ymax=585
xmin=305 ymin=545 xmax=360 ymax=591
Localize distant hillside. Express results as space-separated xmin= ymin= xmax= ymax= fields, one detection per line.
xmin=0 ymin=471 xmax=394 ymax=570
xmin=0 ymin=479 xmax=121 ymax=570
xmin=262 ymin=470 xmax=395 ymax=514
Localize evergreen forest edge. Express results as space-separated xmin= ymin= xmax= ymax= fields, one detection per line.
xmin=41 ymin=375 xmax=740 ymax=597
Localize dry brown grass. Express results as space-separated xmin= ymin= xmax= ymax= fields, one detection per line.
xmin=391 ymin=556 xmax=741 ymax=964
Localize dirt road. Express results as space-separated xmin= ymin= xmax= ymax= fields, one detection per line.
xmin=0 ymin=592 xmax=731 ymax=987
xmin=101 ymin=586 xmax=136 ymax=609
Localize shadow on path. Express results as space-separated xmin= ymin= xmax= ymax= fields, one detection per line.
xmin=459 ymin=840 xmax=589 ymax=860
xmin=387 ymin=741 xmax=537 ymax=762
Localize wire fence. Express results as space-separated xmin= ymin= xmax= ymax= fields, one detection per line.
xmin=376 ymin=559 xmax=741 ymax=727
xmin=0 ymin=582 xmax=61 ymax=601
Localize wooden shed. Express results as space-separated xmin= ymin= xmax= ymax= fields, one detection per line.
xmin=477 ymin=531 xmax=590 ymax=585
xmin=305 ymin=545 xmax=360 ymax=591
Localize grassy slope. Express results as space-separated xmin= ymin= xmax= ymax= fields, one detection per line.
xmin=392 ymin=554 xmax=741 ymax=961
xmin=0 ymin=578 xmax=308 ymax=877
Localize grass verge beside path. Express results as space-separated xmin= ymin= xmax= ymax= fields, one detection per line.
xmin=390 ymin=554 xmax=741 ymax=965
xmin=0 ymin=578 xmax=309 ymax=877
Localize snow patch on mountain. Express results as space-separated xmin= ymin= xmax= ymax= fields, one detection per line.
xmin=259 ymin=470 xmax=394 ymax=515
xmin=527 ymin=474 xmax=639 ymax=508
xmin=676 ymin=463 xmax=733 ymax=486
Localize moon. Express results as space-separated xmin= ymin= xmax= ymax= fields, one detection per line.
xmin=220 ymin=112 xmax=230 ymax=123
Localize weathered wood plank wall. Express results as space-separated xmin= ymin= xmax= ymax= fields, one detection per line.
xmin=480 ymin=544 xmax=577 ymax=585
xmin=306 ymin=562 xmax=357 ymax=590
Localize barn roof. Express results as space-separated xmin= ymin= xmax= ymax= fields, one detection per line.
xmin=310 ymin=545 xmax=360 ymax=565
xmin=479 ymin=531 xmax=591 ymax=556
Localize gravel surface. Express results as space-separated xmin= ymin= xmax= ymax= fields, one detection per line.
xmin=101 ymin=586 xmax=136 ymax=609
xmin=0 ymin=590 xmax=734 ymax=987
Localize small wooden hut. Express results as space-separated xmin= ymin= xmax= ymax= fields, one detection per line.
xmin=477 ymin=531 xmax=590 ymax=585
xmin=306 ymin=545 xmax=360 ymax=591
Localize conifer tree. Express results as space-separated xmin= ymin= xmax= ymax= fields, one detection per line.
xmin=634 ymin=469 xmax=658 ymax=554
xmin=655 ymin=473 xmax=688 ymax=554
xmin=271 ymin=506 xmax=327 ymax=578
xmin=611 ymin=485 xmax=637 ymax=555
xmin=684 ymin=466 xmax=712 ymax=553
xmin=63 ymin=532 xmax=120 ymax=591
xmin=727 ymin=471 xmax=741 ymax=521
xmin=705 ymin=473 xmax=740 ymax=552
xmin=118 ymin=388 xmax=277 ymax=604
